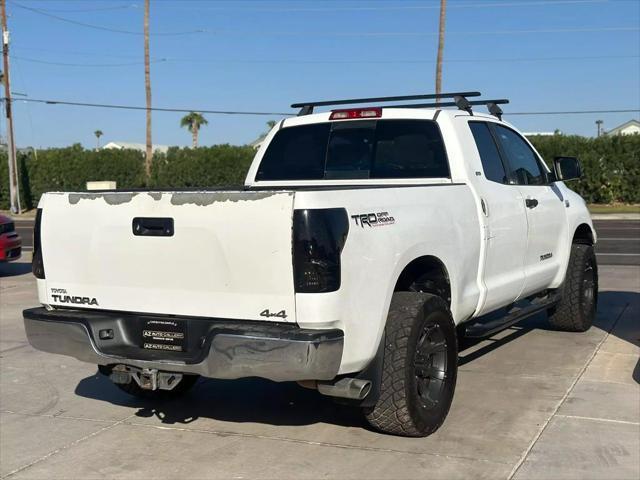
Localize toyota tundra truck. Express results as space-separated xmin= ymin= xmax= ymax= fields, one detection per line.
xmin=23 ymin=91 xmax=597 ymax=437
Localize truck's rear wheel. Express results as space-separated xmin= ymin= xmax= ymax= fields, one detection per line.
xmin=98 ymin=366 xmax=199 ymax=399
xmin=548 ymin=243 xmax=598 ymax=332
xmin=364 ymin=292 xmax=457 ymax=437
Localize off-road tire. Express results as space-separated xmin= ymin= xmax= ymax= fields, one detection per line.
xmin=364 ymin=292 xmax=457 ymax=437
xmin=548 ymin=243 xmax=598 ymax=332
xmin=98 ymin=366 xmax=200 ymax=399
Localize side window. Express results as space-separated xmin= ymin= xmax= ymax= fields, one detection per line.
xmin=469 ymin=122 xmax=507 ymax=184
xmin=493 ymin=125 xmax=546 ymax=186
xmin=372 ymin=120 xmax=449 ymax=178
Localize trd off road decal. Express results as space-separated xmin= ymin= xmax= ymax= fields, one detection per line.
xmin=351 ymin=211 xmax=395 ymax=228
xmin=50 ymin=288 xmax=99 ymax=306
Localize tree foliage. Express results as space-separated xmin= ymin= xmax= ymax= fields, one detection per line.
xmin=528 ymin=134 xmax=640 ymax=203
xmin=1 ymin=135 xmax=638 ymax=210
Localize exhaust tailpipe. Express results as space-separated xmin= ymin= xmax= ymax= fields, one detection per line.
xmin=317 ymin=378 xmax=371 ymax=400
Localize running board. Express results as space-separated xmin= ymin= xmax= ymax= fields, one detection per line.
xmin=464 ymin=293 xmax=561 ymax=339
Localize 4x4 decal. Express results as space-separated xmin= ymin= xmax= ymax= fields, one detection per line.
xmin=260 ymin=309 xmax=287 ymax=319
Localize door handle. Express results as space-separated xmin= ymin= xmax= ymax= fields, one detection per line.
xmin=132 ymin=217 xmax=174 ymax=237
xmin=525 ymin=198 xmax=539 ymax=209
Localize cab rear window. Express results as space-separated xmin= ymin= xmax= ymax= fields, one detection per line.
xmin=256 ymin=120 xmax=449 ymax=181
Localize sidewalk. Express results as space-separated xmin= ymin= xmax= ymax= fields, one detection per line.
xmin=512 ymin=265 xmax=640 ymax=479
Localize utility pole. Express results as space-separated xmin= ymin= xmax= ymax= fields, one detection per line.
xmin=144 ymin=0 xmax=152 ymax=178
xmin=595 ymin=119 xmax=603 ymax=137
xmin=435 ymin=0 xmax=447 ymax=102
xmin=1 ymin=0 xmax=20 ymax=214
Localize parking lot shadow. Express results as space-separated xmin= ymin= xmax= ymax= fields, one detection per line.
xmin=75 ymin=371 xmax=367 ymax=429
xmin=459 ymin=290 xmax=639 ymax=382
xmin=74 ymin=290 xmax=639 ymax=428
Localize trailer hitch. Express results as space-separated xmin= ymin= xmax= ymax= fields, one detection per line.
xmin=109 ymin=365 xmax=184 ymax=391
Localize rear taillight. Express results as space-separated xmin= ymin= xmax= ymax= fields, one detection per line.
xmin=32 ymin=208 xmax=45 ymax=279
xmin=329 ymin=107 xmax=382 ymax=120
xmin=293 ymin=208 xmax=349 ymax=293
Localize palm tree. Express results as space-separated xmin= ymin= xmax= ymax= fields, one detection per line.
xmin=180 ymin=112 xmax=209 ymax=147
xmin=94 ymin=130 xmax=103 ymax=149
xmin=435 ymin=0 xmax=447 ymax=101
xmin=144 ymin=0 xmax=152 ymax=178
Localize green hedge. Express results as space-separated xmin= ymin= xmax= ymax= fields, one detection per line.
xmin=527 ymin=134 xmax=640 ymax=204
xmin=1 ymin=136 xmax=638 ymax=210
xmin=0 ymin=145 xmax=254 ymax=210
xmin=150 ymin=145 xmax=255 ymax=188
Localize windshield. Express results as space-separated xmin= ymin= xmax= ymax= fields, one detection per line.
xmin=256 ymin=119 xmax=449 ymax=181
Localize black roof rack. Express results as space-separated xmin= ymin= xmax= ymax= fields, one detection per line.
xmin=291 ymin=91 xmax=508 ymax=119
xmin=291 ymin=91 xmax=481 ymax=115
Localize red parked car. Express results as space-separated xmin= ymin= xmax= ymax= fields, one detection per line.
xmin=0 ymin=214 xmax=21 ymax=262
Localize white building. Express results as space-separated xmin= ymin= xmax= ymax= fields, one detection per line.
xmin=605 ymin=119 xmax=640 ymax=136
xmin=102 ymin=141 xmax=170 ymax=154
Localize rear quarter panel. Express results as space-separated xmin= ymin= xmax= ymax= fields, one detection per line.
xmin=294 ymin=185 xmax=481 ymax=374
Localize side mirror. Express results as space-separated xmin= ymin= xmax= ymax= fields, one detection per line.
xmin=553 ymin=156 xmax=582 ymax=182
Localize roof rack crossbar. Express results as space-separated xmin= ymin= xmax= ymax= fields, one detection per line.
xmin=382 ymin=98 xmax=509 ymax=111
xmin=292 ymin=91 xmax=481 ymax=115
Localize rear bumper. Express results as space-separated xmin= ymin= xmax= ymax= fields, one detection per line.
xmin=23 ymin=307 xmax=343 ymax=382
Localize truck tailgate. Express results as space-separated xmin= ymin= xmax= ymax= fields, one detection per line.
xmin=38 ymin=190 xmax=297 ymax=322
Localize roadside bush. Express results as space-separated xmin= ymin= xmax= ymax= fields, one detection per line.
xmin=1 ymin=136 xmax=638 ymax=210
xmin=150 ymin=145 xmax=255 ymax=188
xmin=0 ymin=151 xmax=31 ymax=210
xmin=528 ymin=134 xmax=640 ymax=204
xmin=0 ymin=145 xmax=255 ymax=210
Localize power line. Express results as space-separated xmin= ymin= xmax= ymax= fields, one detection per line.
xmin=206 ymin=26 xmax=638 ymax=37
xmin=11 ymin=53 xmax=639 ymax=67
xmin=10 ymin=1 xmax=203 ymax=36
xmin=13 ymin=0 xmax=610 ymax=14
xmin=505 ymin=109 xmax=640 ymax=116
xmin=12 ymin=45 xmax=162 ymax=60
xmin=6 ymin=97 xmax=639 ymax=117
xmin=9 ymin=1 xmax=637 ymax=37
xmin=151 ymin=0 xmax=609 ymax=12
xmin=18 ymin=3 xmax=139 ymax=13
xmin=8 ymin=97 xmax=293 ymax=116
xmin=12 ymin=55 xmax=167 ymax=67
xmin=165 ymin=54 xmax=640 ymax=64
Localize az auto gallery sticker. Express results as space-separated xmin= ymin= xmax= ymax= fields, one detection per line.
xmin=351 ymin=211 xmax=395 ymax=228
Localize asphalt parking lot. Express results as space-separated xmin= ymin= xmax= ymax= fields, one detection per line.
xmin=1 ymin=249 xmax=638 ymax=480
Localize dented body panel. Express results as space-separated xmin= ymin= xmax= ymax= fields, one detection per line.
xmin=38 ymin=190 xmax=297 ymax=322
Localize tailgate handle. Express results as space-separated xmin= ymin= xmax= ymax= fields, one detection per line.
xmin=132 ymin=217 xmax=174 ymax=237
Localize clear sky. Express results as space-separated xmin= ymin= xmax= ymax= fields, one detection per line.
xmin=4 ymin=0 xmax=640 ymax=148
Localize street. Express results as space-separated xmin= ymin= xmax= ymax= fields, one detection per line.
xmin=593 ymin=219 xmax=640 ymax=266
xmin=1 ymin=251 xmax=638 ymax=479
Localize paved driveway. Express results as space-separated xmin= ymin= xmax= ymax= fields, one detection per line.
xmin=1 ymin=256 xmax=638 ymax=479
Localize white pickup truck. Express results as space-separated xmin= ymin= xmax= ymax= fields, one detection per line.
xmin=24 ymin=92 xmax=598 ymax=437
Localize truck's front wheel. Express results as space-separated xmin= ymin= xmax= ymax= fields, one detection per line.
xmin=548 ymin=243 xmax=598 ymax=332
xmin=364 ymin=292 xmax=457 ymax=437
